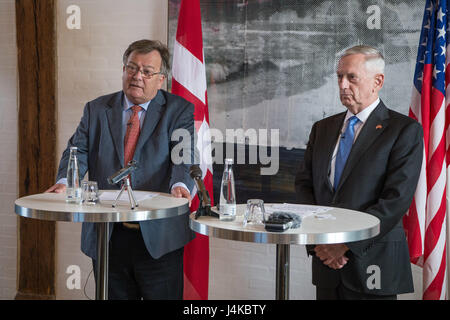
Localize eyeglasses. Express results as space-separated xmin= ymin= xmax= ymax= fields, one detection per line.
xmin=124 ymin=63 xmax=163 ymax=79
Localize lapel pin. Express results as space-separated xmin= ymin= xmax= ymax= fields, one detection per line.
xmin=376 ymin=124 xmax=382 ymax=130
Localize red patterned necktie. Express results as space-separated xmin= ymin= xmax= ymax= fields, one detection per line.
xmin=124 ymin=105 xmax=143 ymax=166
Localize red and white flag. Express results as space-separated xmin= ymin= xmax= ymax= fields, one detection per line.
xmin=171 ymin=0 xmax=213 ymax=300
xmin=404 ymin=0 xmax=448 ymax=300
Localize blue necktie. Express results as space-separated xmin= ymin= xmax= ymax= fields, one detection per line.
xmin=334 ymin=116 xmax=359 ymax=190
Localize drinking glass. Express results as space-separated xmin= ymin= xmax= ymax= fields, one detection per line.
xmin=243 ymin=199 xmax=266 ymax=227
xmin=82 ymin=181 xmax=99 ymax=205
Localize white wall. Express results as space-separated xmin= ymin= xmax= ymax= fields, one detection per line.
xmin=0 ymin=0 xmax=18 ymax=300
xmin=53 ymin=0 xmax=426 ymax=300
xmin=208 ymin=240 xmax=314 ymax=299
xmin=209 ymin=237 xmax=424 ymax=300
xmin=0 ymin=0 xmax=431 ymax=301
xmin=55 ymin=0 xmax=168 ymax=299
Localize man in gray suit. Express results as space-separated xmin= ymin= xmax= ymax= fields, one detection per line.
xmin=46 ymin=39 xmax=195 ymax=299
xmin=295 ymin=45 xmax=423 ymax=299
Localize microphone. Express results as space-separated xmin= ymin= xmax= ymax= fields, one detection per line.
xmin=189 ymin=165 xmax=217 ymax=219
xmin=107 ymin=160 xmax=138 ymax=185
xmin=189 ymin=165 xmax=211 ymax=207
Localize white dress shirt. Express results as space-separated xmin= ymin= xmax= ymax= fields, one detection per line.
xmin=329 ymin=98 xmax=380 ymax=188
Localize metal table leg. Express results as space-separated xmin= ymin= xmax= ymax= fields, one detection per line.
xmin=95 ymin=222 xmax=109 ymax=300
xmin=276 ymin=244 xmax=290 ymax=300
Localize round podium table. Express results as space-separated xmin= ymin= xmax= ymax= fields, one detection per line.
xmin=15 ymin=191 xmax=189 ymax=300
xmin=190 ymin=204 xmax=380 ymax=300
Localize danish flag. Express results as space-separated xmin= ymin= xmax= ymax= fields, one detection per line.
xmin=172 ymin=0 xmax=213 ymax=300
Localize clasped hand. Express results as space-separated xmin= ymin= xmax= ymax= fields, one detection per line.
xmin=314 ymin=244 xmax=349 ymax=270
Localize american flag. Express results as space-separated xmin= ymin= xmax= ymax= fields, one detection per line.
xmin=171 ymin=0 xmax=213 ymax=300
xmin=404 ymin=0 xmax=448 ymax=300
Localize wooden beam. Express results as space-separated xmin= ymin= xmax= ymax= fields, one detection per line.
xmin=15 ymin=0 xmax=57 ymax=300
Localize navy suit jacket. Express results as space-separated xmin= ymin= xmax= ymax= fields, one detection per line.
xmin=295 ymin=101 xmax=423 ymax=295
xmin=57 ymin=89 xmax=196 ymax=259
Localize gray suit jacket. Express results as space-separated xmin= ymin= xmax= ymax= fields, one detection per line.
xmin=295 ymin=101 xmax=423 ymax=295
xmin=57 ymin=90 xmax=196 ymax=259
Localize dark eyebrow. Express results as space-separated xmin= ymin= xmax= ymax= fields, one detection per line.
xmin=142 ymin=65 xmax=155 ymax=69
xmin=336 ymin=72 xmax=357 ymax=78
xmin=128 ymin=61 xmax=156 ymax=69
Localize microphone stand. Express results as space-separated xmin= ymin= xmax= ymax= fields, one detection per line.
xmin=112 ymin=176 xmax=138 ymax=210
xmin=189 ymin=165 xmax=219 ymax=219
xmin=194 ymin=189 xmax=218 ymax=219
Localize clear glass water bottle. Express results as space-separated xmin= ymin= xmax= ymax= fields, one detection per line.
xmin=219 ymin=158 xmax=236 ymax=221
xmin=66 ymin=146 xmax=82 ymax=204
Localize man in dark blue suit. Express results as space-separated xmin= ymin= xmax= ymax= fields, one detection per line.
xmin=46 ymin=40 xmax=195 ymax=299
xmin=295 ymin=45 xmax=423 ymax=299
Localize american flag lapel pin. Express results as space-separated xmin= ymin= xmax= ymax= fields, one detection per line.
xmin=376 ymin=124 xmax=382 ymax=130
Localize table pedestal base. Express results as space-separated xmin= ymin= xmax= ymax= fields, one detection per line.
xmin=276 ymin=244 xmax=290 ymax=300
xmin=95 ymin=222 xmax=109 ymax=300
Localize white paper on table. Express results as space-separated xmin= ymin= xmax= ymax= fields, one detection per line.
xmin=99 ymin=191 xmax=158 ymax=202
xmin=314 ymin=213 xmax=336 ymax=220
xmin=265 ymin=203 xmax=333 ymax=219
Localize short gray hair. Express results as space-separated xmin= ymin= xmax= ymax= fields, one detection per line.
xmin=341 ymin=45 xmax=385 ymax=74
xmin=122 ymin=39 xmax=170 ymax=76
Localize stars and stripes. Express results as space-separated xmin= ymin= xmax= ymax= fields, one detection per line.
xmin=404 ymin=0 xmax=448 ymax=300
xmin=171 ymin=0 xmax=213 ymax=300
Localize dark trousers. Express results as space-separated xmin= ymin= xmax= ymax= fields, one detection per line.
xmin=316 ymin=284 xmax=397 ymax=300
xmin=93 ymin=223 xmax=184 ymax=300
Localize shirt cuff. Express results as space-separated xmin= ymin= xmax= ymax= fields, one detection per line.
xmin=56 ymin=178 xmax=68 ymax=186
xmin=171 ymin=182 xmax=190 ymax=194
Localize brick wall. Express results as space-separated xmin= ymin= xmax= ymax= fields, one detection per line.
xmin=0 ymin=0 xmax=18 ymax=300
xmin=53 ymin=0 xmax=310 ymax=300
xmin=0 ymin=0 xmax=425 ymax=301
xmin=52 ymin=0 xmax=422 ymax=300
xmin=55 ymin=0 xmax=168 ymax=299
